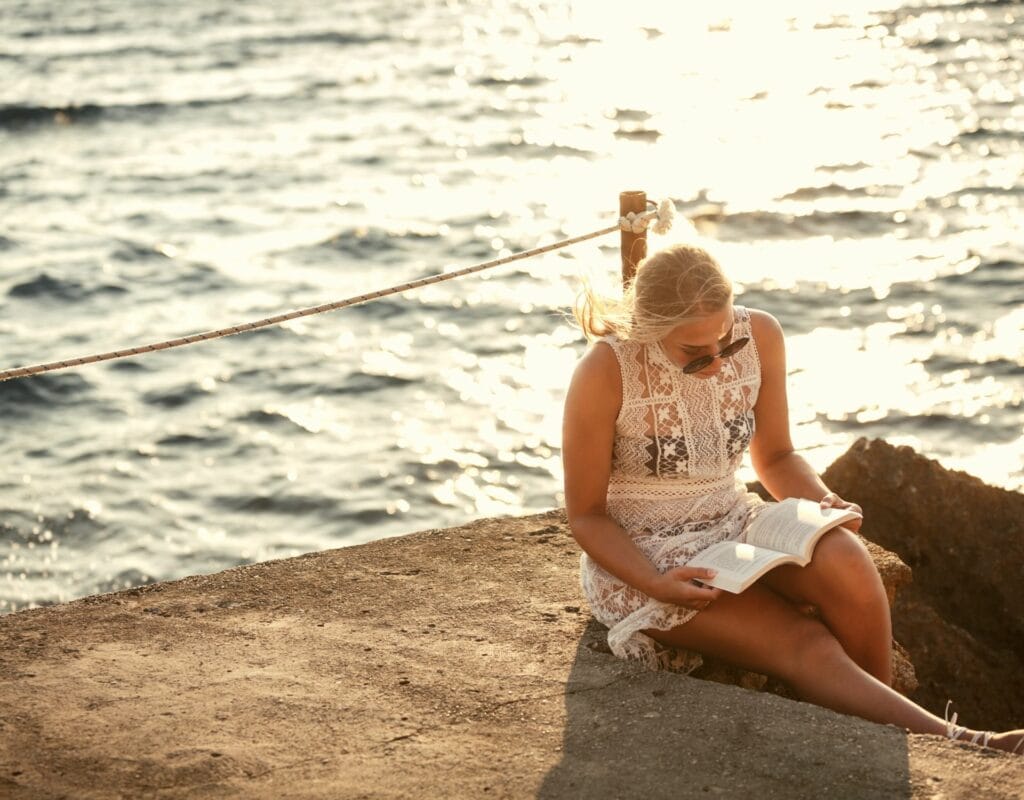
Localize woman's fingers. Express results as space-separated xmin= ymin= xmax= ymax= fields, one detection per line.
xmin=820 ymin=492 xmax=861 ymax=513
xmin=820 ymin=492 xmax=865 ymax=531
xmin=648 ymin=566 xmax=730 ymax=608
xmin=692 ymin=585 xmax=722 ymax=609
xmin=657 ymin=567 xmax=724 ymax=609
xmin=665 ymin=565 xmax=718 ymax=582
xmin=690 ymin=584 xmax=723 ymax=601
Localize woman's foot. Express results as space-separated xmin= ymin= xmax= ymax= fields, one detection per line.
xmin=944 ymin=701 xmax=1024 ymax=755
xmin=984 ymin=730 xmax=1024 ymax=755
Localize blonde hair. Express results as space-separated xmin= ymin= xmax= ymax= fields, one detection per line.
xmin=573 ymin=244 xmax=733 ymax=343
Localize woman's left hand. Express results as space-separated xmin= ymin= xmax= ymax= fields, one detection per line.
xmin=820 ymin=491 xmax=863 ymax=532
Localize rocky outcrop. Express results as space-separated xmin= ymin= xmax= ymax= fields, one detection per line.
xmin=823 ymin=437 xmax=1024 ymax=732
xmin=0 ymin=439 xmax=1021 ymax=799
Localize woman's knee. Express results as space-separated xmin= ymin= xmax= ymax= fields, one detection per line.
xmin=815 ymin=528 xmax=886 ymax=604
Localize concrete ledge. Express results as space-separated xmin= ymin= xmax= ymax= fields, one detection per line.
xmin=2 ymin=455 xmax=1023 ymax=797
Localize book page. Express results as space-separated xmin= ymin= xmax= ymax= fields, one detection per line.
xmin=745 ymin=498 xmax=861 ymax=557
xmin=686 ymin=541 xmax=795 ymax=593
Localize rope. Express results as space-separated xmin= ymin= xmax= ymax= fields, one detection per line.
xmin=0 ymin=226 xmax=610 ymax=383
xmin=0 ymin=202 xmax=676 ymax=383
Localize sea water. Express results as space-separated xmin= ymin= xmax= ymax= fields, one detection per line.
xmin=1 ymin=0 xmax=1021 ymax=612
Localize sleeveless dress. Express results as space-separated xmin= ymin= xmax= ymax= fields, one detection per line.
xmin=579 ymin=305 xmax=769 ymax=673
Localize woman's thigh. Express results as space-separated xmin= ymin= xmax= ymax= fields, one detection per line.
xmin=758 ymin=526 xmax=883 ymax=609
xmin=642 ymin=582 xmax=832 ymax=681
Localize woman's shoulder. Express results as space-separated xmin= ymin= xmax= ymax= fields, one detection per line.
xmin=587 ymin=331 xmax=640 ymax=361
xmin=738 ymin=306 xmax=784 ymax=340
xmin=568 ymin=337 xmax=623 ymax=411
xmin=739 ymin=307 xmax=786 ymax=370
xmin=577 ymin=336 xmax=622 ymax=377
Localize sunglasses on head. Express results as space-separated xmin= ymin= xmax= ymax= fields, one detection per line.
xmin=681 ymin=336 xmax=750 ymax=374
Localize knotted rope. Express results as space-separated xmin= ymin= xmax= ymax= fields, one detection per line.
xmin=0 ymin=201 xmax=675 ymax=383
xmin=620 ymin=198 xmax=675 ymax=235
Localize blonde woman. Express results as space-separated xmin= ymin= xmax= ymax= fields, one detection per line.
xmin=561 ymin=243 xmax=1023 ymax=753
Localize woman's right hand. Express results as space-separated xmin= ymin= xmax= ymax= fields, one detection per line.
xmin=647 ymin=566 xmax=724 ymax=610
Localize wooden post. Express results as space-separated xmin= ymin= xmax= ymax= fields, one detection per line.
xmin=619 ymin=190 xmax=647 ymax=287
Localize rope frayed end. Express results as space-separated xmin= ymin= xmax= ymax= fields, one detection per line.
xmin=618 ymin=198 xmax=676 ymax=235
xmin=651 ymin=198 xmax=675 ymax=235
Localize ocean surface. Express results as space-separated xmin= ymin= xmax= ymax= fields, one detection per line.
xmin=2 ymin=0 xmax=1022 ymax=613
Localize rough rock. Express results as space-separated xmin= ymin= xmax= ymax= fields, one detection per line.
xmin=824 ymin=437 xmax=1024 ymax=731
xmin=0 ymin=442 xmax=1022 ymax=798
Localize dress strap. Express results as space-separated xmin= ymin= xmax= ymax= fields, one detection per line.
xmin=595 ymin=334 xmax=630 ymax=371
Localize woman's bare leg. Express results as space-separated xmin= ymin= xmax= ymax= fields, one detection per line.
xmin=759 ymin=526 xmax=893 ymax=685
xmin=643 ymin=582 xmax=1024 ymax=752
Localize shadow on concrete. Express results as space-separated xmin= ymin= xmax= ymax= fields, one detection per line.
xmin=537 ymin=619 xmax=913 ymax=800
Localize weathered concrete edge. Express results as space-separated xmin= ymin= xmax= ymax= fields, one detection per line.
xmin=1 ymin=507 xmax=1022 ymax=799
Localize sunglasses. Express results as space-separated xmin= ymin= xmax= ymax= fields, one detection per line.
xmin=681 ymin=336 xmax=750 ymax=374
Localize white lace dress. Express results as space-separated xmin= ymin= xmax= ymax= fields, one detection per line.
xmin=580 ymin=305 xmax=769 ymax=673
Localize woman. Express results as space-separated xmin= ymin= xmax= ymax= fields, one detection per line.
xmin=561 ymin=243 xmax=1023 ymax=753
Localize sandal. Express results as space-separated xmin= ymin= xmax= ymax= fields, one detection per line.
xmin=944 ymin=700 xmax=993 ymax=748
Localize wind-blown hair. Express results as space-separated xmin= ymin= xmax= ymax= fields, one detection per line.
xmin=573 ymin=244 xmax=733 ymax=343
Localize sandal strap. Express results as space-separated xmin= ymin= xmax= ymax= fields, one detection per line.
xmin=944 ymin=700 xmax=966 ymax=740
xmin=944 ymin=700 xmax=993 ymax=747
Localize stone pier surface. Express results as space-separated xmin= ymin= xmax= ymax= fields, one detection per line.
xmin=1 ymin=439 xmax=1022 ymax=799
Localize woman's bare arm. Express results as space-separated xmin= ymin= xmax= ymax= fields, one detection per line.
xmin=562 ymin=342 xmax=721 ymax=606
xmin=747 ymin=310 xmax=862 ymax=528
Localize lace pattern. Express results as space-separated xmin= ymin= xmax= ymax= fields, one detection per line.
xmin=579 ymin=305 xmax=767 ymax=672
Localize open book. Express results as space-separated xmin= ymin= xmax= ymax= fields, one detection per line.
xmin=685 ymin=497 xmax=862 ymax=594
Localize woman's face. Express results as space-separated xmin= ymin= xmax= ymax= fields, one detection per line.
xmin=658 ymin=305 xmax=735 ymax=379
